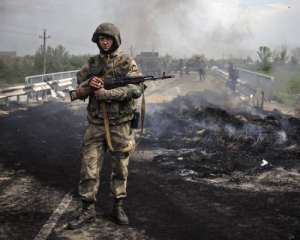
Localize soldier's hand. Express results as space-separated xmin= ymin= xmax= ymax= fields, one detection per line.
xmin=94 ymin=88 xmax=109 ymax=100
xmin=89 ymin=77 xmax=104 ymax=89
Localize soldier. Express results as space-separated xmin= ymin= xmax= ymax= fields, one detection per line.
xmin=226 ymin=62 xmax=239 ymax=92
xmin=198 ymin=59 xmax=206 ymax=81
xmin=178 ymin=58 xmax=184 ymax=77
xmin=68 ymin=22 xmax=144 ymax=229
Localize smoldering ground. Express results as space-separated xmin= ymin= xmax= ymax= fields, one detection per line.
xmin=141 ymin=73 xmax=300 ymax=196
xmin=1 ymin=69 xmax=300 ymax=239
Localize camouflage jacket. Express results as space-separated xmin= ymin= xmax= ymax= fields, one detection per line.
xmin=76 ymin=50 xmax=144 ymax=125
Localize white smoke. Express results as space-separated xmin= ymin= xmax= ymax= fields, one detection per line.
xmin=1 ymin=0 xmax=299 ymax=58
xmin=106 ymin=0 xmax=253 ymax=58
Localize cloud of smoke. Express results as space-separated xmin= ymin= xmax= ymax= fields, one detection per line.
xmin=2 ymin=0 xmax=299 ymax=58
xmin=104 ymin=0 xmax=252 ymax=58
xmin=0 ymin=0 xmax=253 ymax=58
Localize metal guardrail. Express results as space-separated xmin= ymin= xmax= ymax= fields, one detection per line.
xmin=237 ymin=67 xmax=274 ymax=99
xmin=211 ymin=67 xmax=228 ymax=79
xmin=0 ymin=72 xmax=77 ymax=104
xmin=211 ymin=67 xmax=274 ymax=95
xmin=0 ymin=84 xmax=31 ymax=102
xmin=25 ymin=70 xmax=78 ymax=85
xmin=211 ymin=66 xmax=275 ymax=109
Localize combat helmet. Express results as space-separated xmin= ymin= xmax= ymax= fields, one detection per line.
xmin=91 ymin=22 xmax=121 ymax=54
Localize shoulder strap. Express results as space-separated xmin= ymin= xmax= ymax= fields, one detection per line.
xmin=101 ymin=102 xmax=114 ymax=151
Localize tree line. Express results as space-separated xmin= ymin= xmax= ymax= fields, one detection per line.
xmin=1 ymin=44 xmax=300 ymax=106
xmin=0 ymin=45 xmax=90 ymax=86
xmin=255 ymin=46 xmax=300 ymax=72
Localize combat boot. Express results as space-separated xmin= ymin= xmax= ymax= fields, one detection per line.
xmin=112 ymin=198 xmax=129 ymax=225
xmin=68 ymin=201 xmax=96 ymax=229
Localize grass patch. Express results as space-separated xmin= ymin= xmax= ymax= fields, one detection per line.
xmin=287 ymin=71 xmax=300 ymax=94
xmin=273 ymin=92 xmax=298 ymax=107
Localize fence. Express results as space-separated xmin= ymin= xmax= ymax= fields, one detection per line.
xmin=25 ymin=70 xmax=77 ymax=85
xmin=237 ymin=67 xmax=274 ymax=100
xmin=0 ymin=70 xmax=78 ymax=105
xmin=211 ymin=66 xmax=275 ymax=109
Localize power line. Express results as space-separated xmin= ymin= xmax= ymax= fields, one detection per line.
xmin=39 ymin=29 xmax=51 ymax=75
xmin=0 ymin=29 xmax=38 ymax=37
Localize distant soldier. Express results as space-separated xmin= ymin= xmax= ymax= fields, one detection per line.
xmin=68 ymin=22 xmax=144 ymax=229
xmin=226 ymin=63 xmax=239 ymax=92
xmin=185 ymin=64 xmax=190 ymax=75
xmin=198 ymin=59 xmax=206 ymax=81
xmin=178 ymin=58 xmax=184 ymax=77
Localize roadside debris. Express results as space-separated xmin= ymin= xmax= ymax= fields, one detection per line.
xmin=261 ymin=159 xmax=269 ymax=167
xmin=144 ymin=91 xmax=300 ymax=188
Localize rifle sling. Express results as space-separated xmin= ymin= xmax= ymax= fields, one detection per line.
xmin=100 ymin=69 xmax=146 ymax=152
xmin=101 ymin=102 xmax=114 ymax=151
xmin=140 ymin=90 xmax=145 ymax=135
xmin=132 ymin=85 xmax=146 ymax=153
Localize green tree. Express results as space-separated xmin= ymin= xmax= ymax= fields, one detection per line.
xmin=0 ymin=44 xmax=91 ymax=86
xmin=0 ymin=59 xmax=7 ymax=80
xmin=33 ymin=46 xmax=44 ymax=73
xmin=69 ymin=54 xmax=90 ymax=69
xmin=273 ymin=46 xmax=289 ymax=64
xmin=257 ymin=46 xmax=272 ymax=72
xmin=290 ymin=48 xmax=300 ymax=65
xmin=245 ymin=56 xmax=253 ymax=65
xmin=34 ymin=44 xmax=75 ymax=74
xmin=48 ymin=45 xmax=73 ymax=72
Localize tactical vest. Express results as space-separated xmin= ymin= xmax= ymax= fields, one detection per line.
xmin=86 ymin=52 xmax=138 ymax=125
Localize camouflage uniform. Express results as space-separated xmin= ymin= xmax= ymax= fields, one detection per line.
xmin=76 ymin=23 xmax=143 ymax=203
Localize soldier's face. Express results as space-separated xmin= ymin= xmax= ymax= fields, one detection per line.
xmin=99 ymin=36 xmax=113 ymax=51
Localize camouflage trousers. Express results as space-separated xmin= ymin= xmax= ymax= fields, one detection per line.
xmin=78 ymin=122 xmax=135 ymax=202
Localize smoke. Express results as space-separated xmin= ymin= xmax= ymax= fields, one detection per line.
xmin=0 ymin=0 xmax=253 ymax=57
xmin=145 ymin=91 xmax=293 ymax=149
xmin=106 ymin=0 xmax=252 ymax=57
xmin=2 ymin=0 xmax=299 ymax=58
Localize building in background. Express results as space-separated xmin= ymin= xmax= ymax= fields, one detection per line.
xmin=0 ymin=51 xmax=17 ymax=59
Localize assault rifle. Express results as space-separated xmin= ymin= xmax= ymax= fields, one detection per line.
xmin=69 ymin=72 xmax=175 ymax=101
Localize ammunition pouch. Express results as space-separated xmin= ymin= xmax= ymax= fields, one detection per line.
xmin=131 ymin=111 xmax=140 ymax=129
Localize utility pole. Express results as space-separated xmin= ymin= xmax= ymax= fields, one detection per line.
xmin=39 ymin=29 xmax=51 ymax=75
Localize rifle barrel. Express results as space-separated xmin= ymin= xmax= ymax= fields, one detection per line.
xmin=103 ymin=74 xmax=174 ymax=89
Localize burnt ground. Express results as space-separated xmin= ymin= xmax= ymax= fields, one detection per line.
xmin=1 ymin=73 xmax=300 ymax=240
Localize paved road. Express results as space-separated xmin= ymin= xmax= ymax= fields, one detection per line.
xmin=0 ymin=74 xmax=300 ymax=240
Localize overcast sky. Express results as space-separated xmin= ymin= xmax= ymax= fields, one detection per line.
xmin=0 ymin=0 xmax=299 ymax=58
